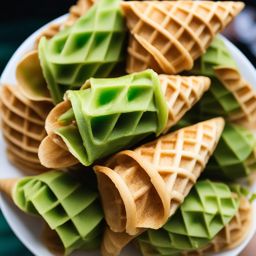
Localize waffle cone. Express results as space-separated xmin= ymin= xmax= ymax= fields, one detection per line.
xmin=160 ymin=75 xmax=210 ymax=132
xmin=5 ymin=138 xmax=41 ymax=164
xmin=101 ymin=228 xmax=140 ymax=256
xmin=95 ymin=118 xmax=224 ymax=237
xmin=122 ymin=1 xmax=244 ymax=74
xmin=184 ymin=197 xmax=252 ymax=256
xmin=16 ymin=51 xmax=52 ymax=102
xmin=0 ymin=85 xmax=51 ymax=173
xmin=214 ymin=66 xmax=256 ymax=127
xmin=7 ymin=150 xmax=48 ymax=174
xmin=44 ymin=100 xmax=72 ymax=135
xmin=0 ymin=178 xmax=19 ymax=199
xmin=39 ymin=75 xmax=210 ymax=168
xmin=38 ymin=135 xmax=79 ymax=168
xmin=41 ymin=225 xmax=64 ymax=256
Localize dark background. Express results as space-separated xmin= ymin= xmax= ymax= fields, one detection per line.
xmin=0 ymin=0 xmax=255 ymax=255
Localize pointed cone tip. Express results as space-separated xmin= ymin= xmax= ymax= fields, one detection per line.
xmin=202 ymin=76 xmax=211 ymax=86
xmin=0 ymin=178 xmax=19 ymax=199
xmin=234 ymin=2 xmax=245 ymax=15
xmin=209 ymin=117 xmax=225 ymax=137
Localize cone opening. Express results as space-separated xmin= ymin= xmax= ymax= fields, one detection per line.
xmin=95 ymin=167 xmax=128 ymax=233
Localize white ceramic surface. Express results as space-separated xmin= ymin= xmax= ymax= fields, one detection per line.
xmin=0 ymin=15 xmax=256 ymax=256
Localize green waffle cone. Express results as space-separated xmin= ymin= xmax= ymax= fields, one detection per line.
xmin=12 ymin=170 xmax=104 ymax=255
xmin=204 ymin=123 xmax=256 ymax=180
xmin=192 ymin=36 xmax=237 ymax=76
xmin=55 ymin=69 xmax=168 ymax=166
xmin=137 ymin=180 xmax=239 ymax=256
xmin=190 ymin=36 xmax=242 ymax=119
xmin=39 ymin=0 xmax=127 ymax=103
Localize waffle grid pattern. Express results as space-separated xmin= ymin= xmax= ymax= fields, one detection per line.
xmin=191 ymin=36 xmax=256 ymax=127
xmin=14 ymin=171 xmax=104 ymax=255
xmin=183 ymin=197 xmax=252 ymax=256
xmin=0 ymin=85 xmax=50 ymax=173
xmin=160 ymin=75 xmax=210 ymax=132
xmin=41 ymin=72 xmax=210 ymax=168
xmin=95 ymin=118 xmax=224 ymax=237
xmin=39 ymin=0 xmax=127 ymax=103
xmin=56 ymin=70 xmax=168 ymax=166
xmin=215 ymin=67 xmax=256 ymax=126
xmin=123 ymin=1 xmax=243 ymax=74
xmin=138 ymin=180 xmax=239 ymax=255
xmin=205 ymin=123 xmax=256 ymax=180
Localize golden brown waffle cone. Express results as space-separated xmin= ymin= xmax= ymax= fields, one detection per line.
xmin=2 ymin=123 xmax=41 ymax=153
xmin=160 ymin=75 xmax=210 ymax=132
xmin=214 ymin=66 xmax=256 ymax=128
xmin=16 ymin=50 xmax=52 ymax=102
xmin=183 ymin=197 xmax=253 ymax=256
xmin=0 ymin=84 xmax=51 ymax=121
xmin=44 ymin=101 xmax=72 ymax=135
xmin=94 ymin=118 xmax=225 ymax=239
xmin=0 ymin=85 xmax=48 ymax=142
xmin=101 ymin=228 xmax=141 ymax=256
xmin=35 ymin=0 xmax=95 ymax=48
xmin=0 ymin=178 xmax=19 ymax=199
xmin=38 ymin=75 xmax=210 ymax=168
xmin=122 ymin=1 xmax=244 ymax=74
xmin=38 ymin=100 xmax=79 ymax=168
xmin=39 ymin=135 xmax=79 ymax=169
xmin=0 ymin=85 xmax=51 ymax=173
xmin=42 ymin=225 xmax=64 ymax=256
xmin=7 ymin=150 xmax=48 ymax=174
xmin=5 ymin=138 xmax=41 ymax=164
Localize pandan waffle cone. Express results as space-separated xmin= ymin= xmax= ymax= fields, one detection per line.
xmin=0 ymin=85 xmax=52 ymax=173
xmin=94 ymin=118 xmax=224 ymax=242
xmin=0 ymin=171 xmax=104 ymax=255
xmin=204 ymin=123 xmax=256 ymax=181
xmin=214 ymin=67 xmax=256 ymax=127
xmin=138 ymin=182 xmax=252 ymax=256
xmin=191 ymin=36 xmax=256 ymax=128
xmin=183 ymin=197 xmax=253 ymax=256
xmin=38 ymin=70 xmax=210 ymax=168
xmin=38 ymin=0 xmax=127 ymax=103
xmin=122 ymin=1 xmax=244 ymax=74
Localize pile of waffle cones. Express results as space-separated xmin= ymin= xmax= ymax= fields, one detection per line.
xmin=0 ymin=1 xmax=255 ymax=256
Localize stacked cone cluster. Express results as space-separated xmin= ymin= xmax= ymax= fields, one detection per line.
xmin=0 ymin=85 xmax=52 ymax=173
xmin=0 ymin=1 xmax=255 ymax=256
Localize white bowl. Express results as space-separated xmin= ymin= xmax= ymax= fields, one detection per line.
xmin=0 ymin=15 xmax=256 ymax=256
